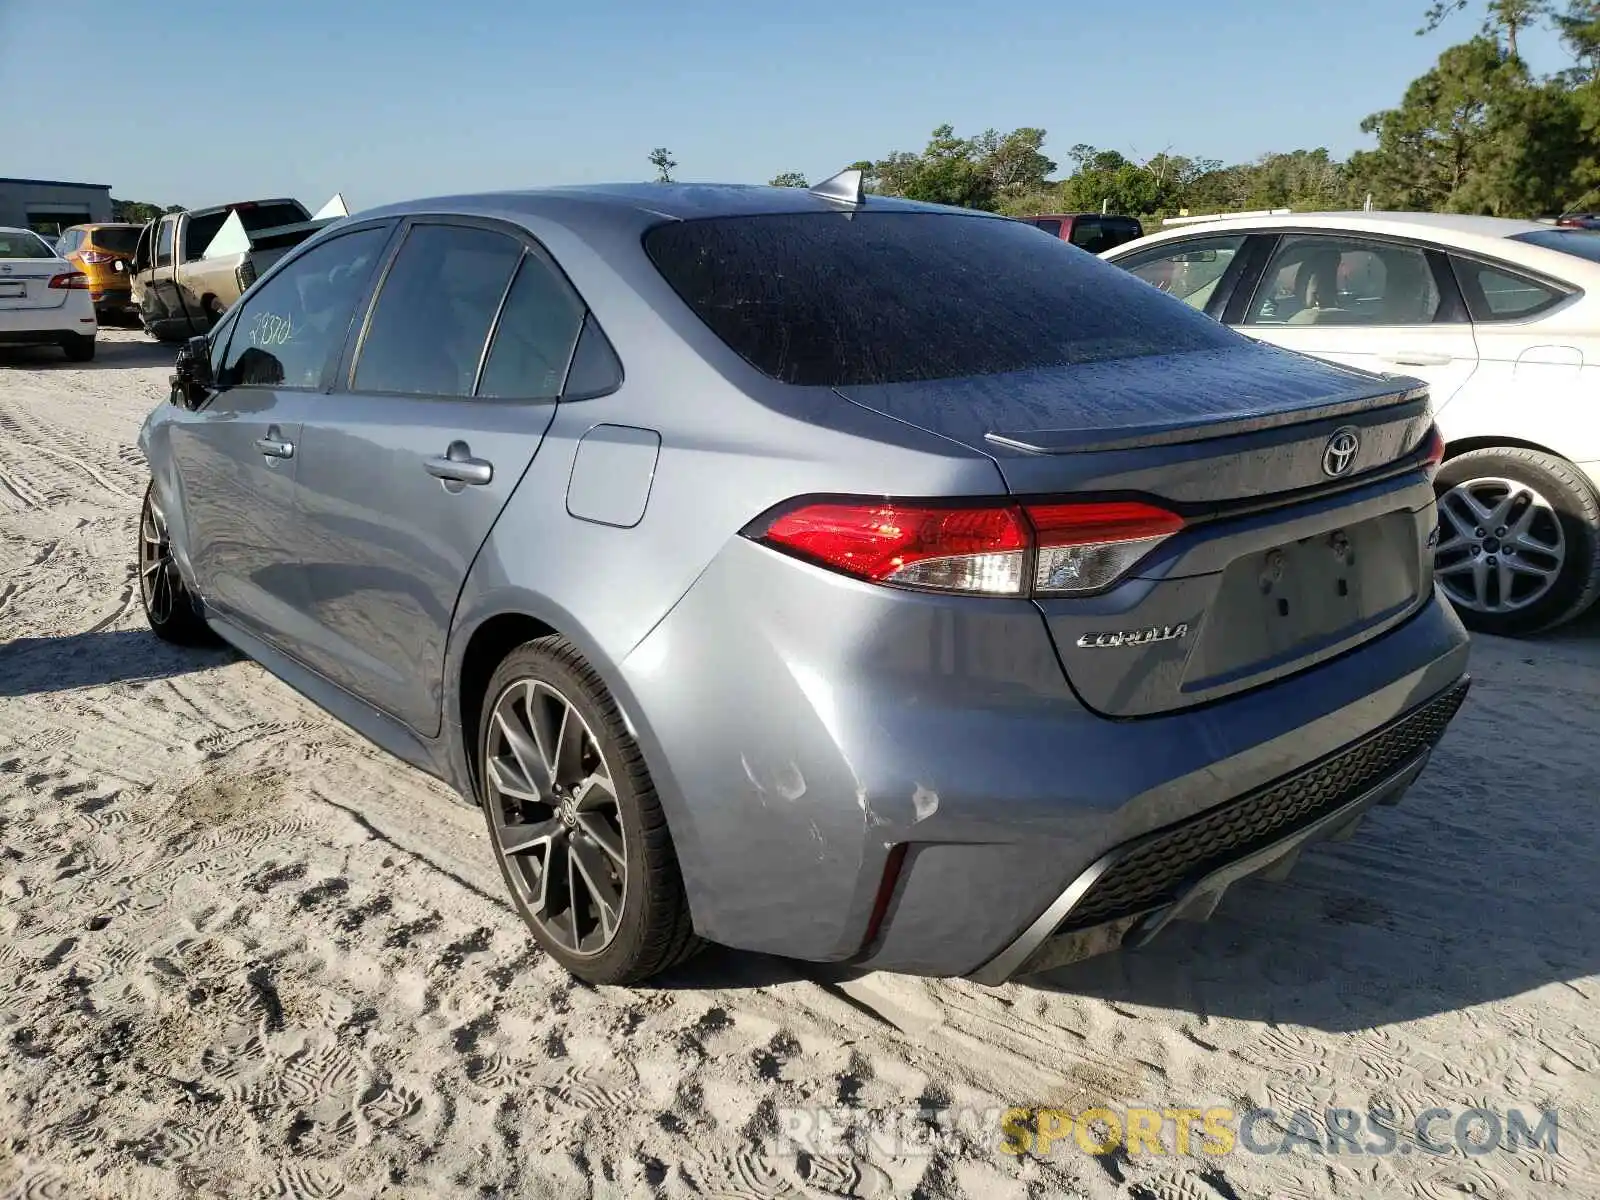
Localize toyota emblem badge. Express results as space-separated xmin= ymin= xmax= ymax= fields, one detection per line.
xmin=1322 ymin=427 xmax=1361 ymax=478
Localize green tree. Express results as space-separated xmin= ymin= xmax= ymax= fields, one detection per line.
xmin=971 ymin=127 xmax=1055 ymax=199
xmin=768 ymin=171 xmax=809 ymax=187
xmin=1555 ymin=1 xmax=1600 ymax=77
xmin=648 ymin=147 xmax=677 ymax=183
xmin=111 ymin=199 xmax=168 ymax=223
xmin=1420 ymin=0 xmax=1552 ymax=60
xmin=1352 ymin=37 xmax=1517 ymax=210
xmin=867 ymin=125 xmax=997 ymax=209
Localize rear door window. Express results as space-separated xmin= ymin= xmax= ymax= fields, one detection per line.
xmin=352 ymin=223 xmax=524 ymax=397
xmin=1245 ymin=235 xmax=1441 ymax=326
xmin=219 ymin=226 xmax=390 ymax=389
xmin=155 ymin=218 xmax=176 ymax=267
xmin=1032 ymin=218 xmax=1062 ymax=237
xmin=642 ymin=211 xmax=1235 ymax=387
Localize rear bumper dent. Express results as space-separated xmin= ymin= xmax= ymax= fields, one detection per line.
xmin=968 ymin=675 xmax=1470 ymax=984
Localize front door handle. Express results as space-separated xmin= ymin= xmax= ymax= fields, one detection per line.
xmin=254 ymin=432 xmax=294 ymax=459
xmin=425 ymin=440 xmax=493 ymax=488
xmin=1381 ymin=350 xmax=1453 ymax=366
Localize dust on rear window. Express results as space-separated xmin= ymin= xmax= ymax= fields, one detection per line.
xmin=643 ymin=211 xmax=1234 ymax=387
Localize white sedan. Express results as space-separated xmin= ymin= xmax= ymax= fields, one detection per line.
xmin=0 ymin=226 xmax=97 ymax=363
xmin=1104 ymin=211 xmax=1600 ymax=636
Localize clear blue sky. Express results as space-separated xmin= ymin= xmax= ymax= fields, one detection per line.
xmin=0 ymin=0 xmax=1572 ymax=211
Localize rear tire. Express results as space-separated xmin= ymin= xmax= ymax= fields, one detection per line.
xmin=138 ymin=483 xmax=217 ymax=645
xmin=63 ymin=335 xmax=95 ymax=363
xmin=1434 ymin=446 xmax=1600 ymax=636
xmin=478 ymin=636 xmax=701 ymax=984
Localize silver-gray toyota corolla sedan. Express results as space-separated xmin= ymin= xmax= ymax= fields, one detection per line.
xmin=137 ymin=175 xmax=1471 ymax=986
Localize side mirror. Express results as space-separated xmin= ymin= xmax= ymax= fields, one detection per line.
xmin=169 ymin=335 xmax=214 ymax=409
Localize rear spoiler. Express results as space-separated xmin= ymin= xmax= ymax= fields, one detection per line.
xmin=201 ymin=193 xmax=349 ymax=260
xmin=984 ymin=382 xmax=1429 ymax=455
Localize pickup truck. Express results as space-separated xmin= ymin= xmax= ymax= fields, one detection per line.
xmin=129 ymin=194 xmax=347 ymax=342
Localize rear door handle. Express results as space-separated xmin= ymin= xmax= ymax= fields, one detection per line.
xmin=254 ymin=434 xmax=294 ymax=459
xmin=425 ymin=440 xmax=493 ymax=487
xmin=1381 ymin=350 xmax=1453 ymax=366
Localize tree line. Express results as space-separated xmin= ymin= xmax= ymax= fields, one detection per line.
xmin=732 ymin=0 xmax=1600 ymax=221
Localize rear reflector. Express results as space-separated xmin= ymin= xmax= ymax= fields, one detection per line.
xmin=48 ymin=272 xmax=89 ymax=290
xmin=752 ymin=497 xmax=1184 ymax=597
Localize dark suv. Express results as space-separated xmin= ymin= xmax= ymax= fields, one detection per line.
xmin=1018 ymin=213 xmax=1144 ymax=253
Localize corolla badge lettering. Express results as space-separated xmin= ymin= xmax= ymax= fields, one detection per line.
xmin=1076 ymin=623 xmax=1189 ymax=649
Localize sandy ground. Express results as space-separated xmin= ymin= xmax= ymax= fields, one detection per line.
xmin=1 ymin=328 xmax=1598 ymax=1200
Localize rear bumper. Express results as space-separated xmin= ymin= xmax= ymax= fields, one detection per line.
xmin=968 ymin=678 xmax=1468 ymax=983
xmin=618 ymin=536 xmax=1472 ymax=977
xmin=0 ymin=328 xmax=94 ymax=346
xmin=0 ymin=297 xmax=95 ymax=339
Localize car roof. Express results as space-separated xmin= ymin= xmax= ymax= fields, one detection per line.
xmin=1114 ymin=210 xmax=1547 ymax=248
xmin=1105 ymin=209 xmax=1600 ymax=281
xmin=352 ymin=182 xmax=994 ymax=229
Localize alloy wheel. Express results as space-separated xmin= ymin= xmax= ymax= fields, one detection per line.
xmin=139 ymin=495 xmax=179 ymax=626
xmin=1435 ymin=476 xmax=1566 ymax=615
xmin=484 ymin=679 xmax=628 ymax=957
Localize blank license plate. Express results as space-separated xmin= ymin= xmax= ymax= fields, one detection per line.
xmin=0 ymin=282 xmax=24 ymax=299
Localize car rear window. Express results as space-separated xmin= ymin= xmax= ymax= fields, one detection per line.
xmin=88 ymin=226 xmax=140 ymax=255
xmin=0 ymin=230 xmax=56 ymax=259
xmin=1509 ymin=229 xmax=1600 ymax=264
xmin=642 ymin=212 xmax=1234 ymax=386
xmin=185 ymin=203 xmax=311 ymax=260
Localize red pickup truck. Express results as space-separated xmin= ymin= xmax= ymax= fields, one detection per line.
xmin=1015 ymin=213 xmax=1145 ymax=253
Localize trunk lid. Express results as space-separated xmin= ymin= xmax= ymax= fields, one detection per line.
xmin=837 ymin=343 xmax=1439 ymax=717
xmin=0 ymin=258 xmax=71 ymax=311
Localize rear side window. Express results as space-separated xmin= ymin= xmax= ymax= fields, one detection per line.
xmin=643 ymin=212 xmax=1235 ymax=387
xmin=353 ymin=223 xmax=523 ymax=397
xmin=221 ymin=226 xmax=389 ymax=389
xmin=1067 ymin=218 xmax=1103 ymax=251
xmin=1451 ymin=258 xmax=1565 ymax=321
xmin=1032 ymin=218 xmax=1062 ymax=237
xmin=477 ymin=253 xmax=586 ymax=399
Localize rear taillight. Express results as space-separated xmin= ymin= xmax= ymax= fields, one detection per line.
xmin=752 ymin=497 xmax=1185 ymax=597
xmin=79 ymin=250 xmax=116 ymax=264
xmin=1421 ymin=425 xmax=1446 ymax=470
xmin=236 ymin=260 xmax=257 ymax=293
xmin=1027 ymin=501 xmax=1186 ymax=595
xmin=48 ymin=272 xmax=89 ymax=290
